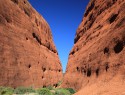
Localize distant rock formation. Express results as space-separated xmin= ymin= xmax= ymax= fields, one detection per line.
xmin=0 ymin=0 xmax=62 ymax=88
xmin=63 ymin=0 xmax=125 ymax=94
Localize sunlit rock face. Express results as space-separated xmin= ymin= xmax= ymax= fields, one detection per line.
xmin=63 ymin=0 xmax=125 ymax=94
xmin=0 ymin=0 xmax=63 ymax=88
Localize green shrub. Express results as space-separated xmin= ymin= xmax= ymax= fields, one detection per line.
xmin=57 ymin=80 xmax=62 ymax=87
xmin=0 ymin=86 xmax=14 ymax=95
xmin=26 ymin=87 xmax=35 ymax=93
xmin=55 ymin=88 xmax=71 ymax=95
xmin=66 ymin=88 xmax=76 ymax=94
xmin=0 ymin=86 xmax=75 ymax=95
xmin=46 ymin=86 xmax=53 ymax=90
xmin=14 ymin=86 xmax=35 ymax=94
xmin=37 ymin=88 xmax=52 ymax=95
xmin=14 ymin=87 xmax=27 ymax=94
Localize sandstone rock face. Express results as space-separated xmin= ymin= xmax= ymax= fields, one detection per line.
xmin=63 ymin=0 xmax=125 ymax=94
xmin=0 ymin=0 xmax=62 ymax=88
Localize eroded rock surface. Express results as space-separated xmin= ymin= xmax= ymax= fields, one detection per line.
xmin=63 ymin=0 xmax=125 ymax=94
xmin=0 ymin=0 xmax=62 ymax=88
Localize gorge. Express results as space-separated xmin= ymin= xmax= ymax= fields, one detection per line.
xmin=0 ymin=0 xmax=125 ymax=95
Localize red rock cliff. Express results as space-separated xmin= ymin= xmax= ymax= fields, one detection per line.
xmin=0 ymin=0 xmax=63 ymax=88
xmin=63 ymin=0 xmax=125 ymax=94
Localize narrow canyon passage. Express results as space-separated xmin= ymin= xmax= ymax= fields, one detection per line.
xmin=0 ymin=0 xmax=125 ymax=95
xmin=28 ymin=0 xmax=90 ymax=73
xmin=0 ymin=0 xmax=89 ymax=89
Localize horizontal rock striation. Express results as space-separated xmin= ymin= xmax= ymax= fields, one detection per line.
xmin=0 ymin=0 xmax=63 ymax=88
xmin=63 ymin=0 xmax=125 ymax=94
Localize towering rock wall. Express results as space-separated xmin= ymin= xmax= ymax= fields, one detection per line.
xmin=0 ymin=0 xmax=63 ymax=88
xmin=63 ymin=0 xmax=125 ymax=94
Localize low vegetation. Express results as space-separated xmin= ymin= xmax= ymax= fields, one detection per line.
xmin=37 ymin=88 xmax=52 ymax=95
xmin=54 ymin=88 xmax=71 ymax=95
xmin=0 ymin=86 xmax=76 ymax=95
xmin=0 ymin=86 xmax=14 ymax=95
xmin=14 ymin=87 xmax=35 ymax=94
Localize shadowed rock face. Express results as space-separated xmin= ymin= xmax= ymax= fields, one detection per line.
xmin=63 ymin=0 xmax=125 ymax=94
xmin=0 ymin=0 xmax=63 ymax=88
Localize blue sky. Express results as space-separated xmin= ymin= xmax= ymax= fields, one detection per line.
xmin=28 ymin=0 xmax=89 ymax=72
